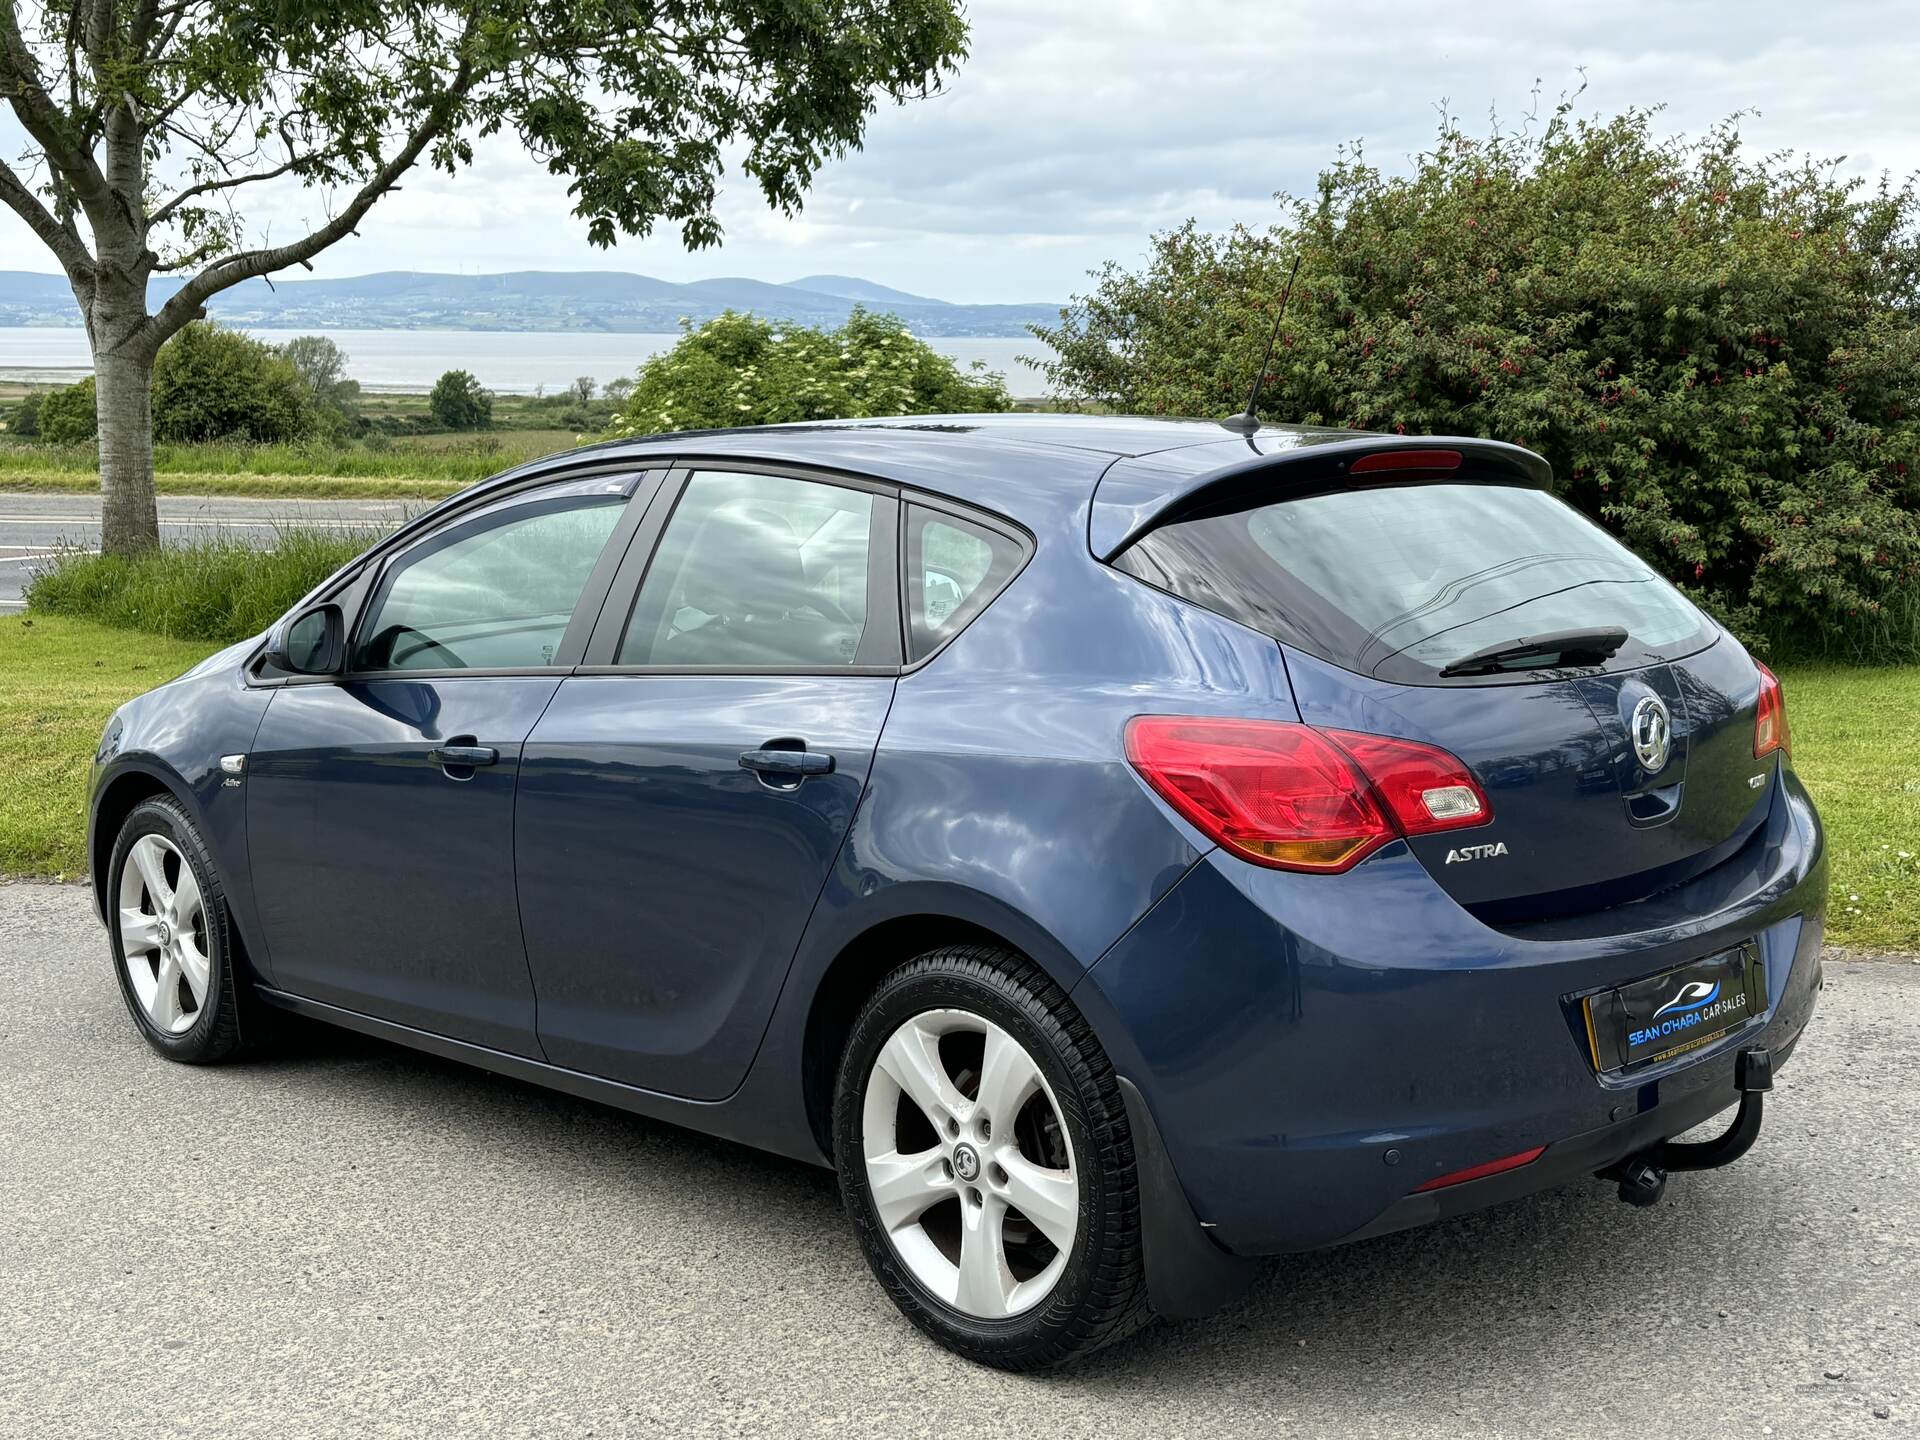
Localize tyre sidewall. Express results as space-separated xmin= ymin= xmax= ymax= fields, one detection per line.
xmin=107 ymin=797 xmax=235 ymax=1061
xmin=833 ymin=953 xmax=1126 ymax=1365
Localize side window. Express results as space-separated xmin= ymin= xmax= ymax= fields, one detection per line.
xmin=619 ymin=470 xmax=874 ymax=668
xmin=354 ymin=495 xmax=627 ymax=671
xmin=905 ymin=505 xmax=1025 ymax=661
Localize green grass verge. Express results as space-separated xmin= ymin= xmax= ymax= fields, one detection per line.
xmin=0 ymin=616 xmax=218 ymax=878
xmin=1776 ymin=664 xmax=1920 ymax=951
xmin=2 ymin=611 xmax=1914 ymax=950
xmin=0 ymin=469 xmax=467 ymax=500
xmin=0 ymin=429 xmax=588 ymax=499
xmin=25 ymin=529 xmax=372 ymax=642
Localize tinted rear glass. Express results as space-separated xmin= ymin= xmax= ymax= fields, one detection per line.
xmin=1114 ymin=482 xmax=1714 ymax=683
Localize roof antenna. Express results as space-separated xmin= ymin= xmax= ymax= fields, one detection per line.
xmin=1219 ymin=253 xmax=1303 ymax=437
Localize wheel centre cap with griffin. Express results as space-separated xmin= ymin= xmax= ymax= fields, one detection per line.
xmin=952 ymin=1143 xmax=981 ymax=1183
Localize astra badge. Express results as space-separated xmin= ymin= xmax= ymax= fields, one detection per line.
xmin=1444 ymin=842 xmax=1508 ymax=864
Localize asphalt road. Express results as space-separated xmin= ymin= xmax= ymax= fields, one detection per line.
xmin=1 ymin=880 xmax=1914 ymax=1439
xmin=0 ymin=494 xmax=415 ymax=610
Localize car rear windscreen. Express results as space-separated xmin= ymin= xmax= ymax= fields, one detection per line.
xmin=1112 ymin=481 xmax=1715 ymax=683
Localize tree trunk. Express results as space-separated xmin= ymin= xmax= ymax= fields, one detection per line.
xmin=94 ymin=343 xmax=160 ymax=555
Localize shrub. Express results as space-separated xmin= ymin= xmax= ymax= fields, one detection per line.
xmin=25 ymin=527 xmax=375 ymax=642
xmin=606 ymin=307 xmax=1014 ymax=435
xmin=277 ymin=334 xmax=362 ymax=429
xmin=8 ymin=390 xmax=42 ymax=437
xmin=151 ymin=323 xmax=315 ymax=443
xmin=1037 ymin=104 xmax=1920 ymax=663
xmin=430 ymin=369 xmax=494 ymax=430
xmin=37 ymin=377 xmax=97 ymax=444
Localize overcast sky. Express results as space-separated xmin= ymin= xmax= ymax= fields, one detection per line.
xmin=4 ymin=0 xmax=1918 ymax=304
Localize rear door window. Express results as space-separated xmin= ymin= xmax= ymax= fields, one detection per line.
xmin=1114 ymin=482 xmax=1713 ymax=683
xmin=904 ymin=506 xmax=1026 ymax=661
xmin=619 ymin=470 xmax=879 ymax=668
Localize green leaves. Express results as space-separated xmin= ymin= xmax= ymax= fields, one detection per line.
xmin=1037 ymin=107 xmax=1920 ymax=663
xmin=605 ymin=308 xmax=1013 ymax=434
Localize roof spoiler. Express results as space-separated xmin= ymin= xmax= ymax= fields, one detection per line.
xmin=1089 ymin=433 xmax=1554 ymax=560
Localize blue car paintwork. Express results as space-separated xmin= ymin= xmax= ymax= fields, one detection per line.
xmin=514 ymin=672 xmax=897 ymax=1098
xmin=87 ymin=414 xmax=1827 ymax=1272
xmin=1073 ymin=765 xmax=1824 ymax=1253
xmin=245 ymin=675 xmax=565 ymax=1056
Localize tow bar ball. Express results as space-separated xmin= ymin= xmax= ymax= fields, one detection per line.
xmin=1601 ymin=1047 xmax=1774 ymax=1208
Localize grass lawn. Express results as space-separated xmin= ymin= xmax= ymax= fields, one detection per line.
xmin=1776 ymin=664 xmax=1920 ymax=951
xmin=0 ymin=615 xmax=218 ymax=878
xmin=2 ymin=612 xmax=1915 ymax=950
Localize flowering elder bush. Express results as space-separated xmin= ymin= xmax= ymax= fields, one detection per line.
xmin=1037 ymin=106 xmax=1920 ymax=661
xmin=606 ymin=308 xmax=1013 ymax=436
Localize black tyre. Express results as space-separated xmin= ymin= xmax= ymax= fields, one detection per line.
xmin=832 ymin=944 xmax=1153 ymax=1369
xmin=106 ymin=796 xmax=253 ymax=1064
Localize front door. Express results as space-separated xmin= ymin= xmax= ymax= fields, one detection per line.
xmin=515 ymin=467 xmax=899 ymax=1098
xmin=246 ymin=477 xmax=638 ymax=1055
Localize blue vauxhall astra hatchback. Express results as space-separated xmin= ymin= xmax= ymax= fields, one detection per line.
xmin=89 ymin=415 xmax=1825 ymax=1368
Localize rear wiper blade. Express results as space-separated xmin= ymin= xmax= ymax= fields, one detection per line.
xmin=1439 ymin=626 xmax=1630 ymax=677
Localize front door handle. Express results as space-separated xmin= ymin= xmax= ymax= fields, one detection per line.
xmin=738 ymin=748 xmax=834 ymax=778
xmin=431 ymin=743 xmax=499 ymax=768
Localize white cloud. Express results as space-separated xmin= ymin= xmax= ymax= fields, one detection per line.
xmin=4 ymin=0 xmax=1918 ymax=302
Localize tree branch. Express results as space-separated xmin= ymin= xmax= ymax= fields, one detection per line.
xmin=0 ymin=151 xmax=92 ymax=272
xmin=150 ymin=150 xmax=307 ymax=226
xmin=0 ymin=0 xmax=112 ymax=203
xmin=148 ymin=23 xmax=483 ymax=342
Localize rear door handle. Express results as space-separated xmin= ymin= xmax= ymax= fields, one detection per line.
xmin=431 ymin=744 xmax=499 ymax=767
xmin=738 ymin=748 xmax=834 ymax=777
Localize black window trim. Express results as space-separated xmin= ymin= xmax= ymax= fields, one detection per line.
xmin=249 ymin=450 xmax=1038 ymax=686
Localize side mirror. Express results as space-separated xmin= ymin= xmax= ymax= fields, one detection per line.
xmin=266 ymin=603 xmax=345 ymax=676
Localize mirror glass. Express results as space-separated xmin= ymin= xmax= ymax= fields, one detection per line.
xmin=283 ymin=607 xmax=338 ymax=674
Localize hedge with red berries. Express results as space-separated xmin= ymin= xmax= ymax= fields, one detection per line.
xmin=1035 ymin=103 xmax=1920 ymax=662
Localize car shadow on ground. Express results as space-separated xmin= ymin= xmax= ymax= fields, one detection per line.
xmin=259 ymin=1015 xmax=1809 ymax=1400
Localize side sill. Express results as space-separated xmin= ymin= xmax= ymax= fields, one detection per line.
xmin=253 ymin=986 xmax=832 ymax=1170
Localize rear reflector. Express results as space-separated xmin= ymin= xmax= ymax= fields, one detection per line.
xmin=1124 ymin=717 xmax=1491 ymax=874
xmin=1348 ymin=448 xmax=1462 ymax=475
xmin=1753 ymin=661 xmax=1790 ymax=759
xmin=1411 ymin=1145 xmax=1547 ymax=1193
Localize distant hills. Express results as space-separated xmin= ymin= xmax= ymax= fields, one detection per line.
xmin=0 ymin=269 xmax=1061 ymax=337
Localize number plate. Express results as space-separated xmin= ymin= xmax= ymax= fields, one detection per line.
xmin=1584 ymin=945 xmax=1764 ymax=1072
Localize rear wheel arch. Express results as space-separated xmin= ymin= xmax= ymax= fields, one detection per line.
xmin=800 ymin=912 xmax=1080 ymax=1157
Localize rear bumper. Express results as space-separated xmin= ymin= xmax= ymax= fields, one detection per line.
xmin=1073 ymin=767 xmax=1826 ymax=1279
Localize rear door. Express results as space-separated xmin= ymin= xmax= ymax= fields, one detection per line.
xmin=515 ymin=466 xmax=900 ymax=1099
xmin=1113 ymin=477 xmax=1777 ymax=917
xmin=246 ymin=473 xmax=645 ymax=1054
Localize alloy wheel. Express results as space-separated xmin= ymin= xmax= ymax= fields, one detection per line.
xmin=117 ymin=833 xmax=210 ymax=1036
xmin=862 ymin=1008 xmax=1079 ymax=1319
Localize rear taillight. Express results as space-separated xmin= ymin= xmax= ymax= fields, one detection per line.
xmin=1123 ymin=716 xmax=1491 ymax=874
xmin=1753 ymin=661 xmax=1790 ymax=760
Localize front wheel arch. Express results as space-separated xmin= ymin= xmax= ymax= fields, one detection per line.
xmin=91 ymin=766 xmax=178 ymax=912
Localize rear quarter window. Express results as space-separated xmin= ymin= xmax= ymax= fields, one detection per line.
xmin=904 ymin=505 xmax=1026 ymax=662
xmin=1113 ymin=481 xmax=1715 ymax=684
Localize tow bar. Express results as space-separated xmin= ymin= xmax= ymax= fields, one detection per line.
xmin=1600 ymin=1047 xmax=1773 ymax=1208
